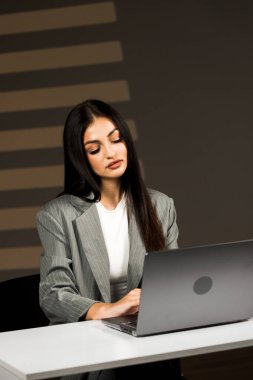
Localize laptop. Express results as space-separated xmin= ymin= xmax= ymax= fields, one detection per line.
xmin=102 ymin=239 xmax=253 ymax=336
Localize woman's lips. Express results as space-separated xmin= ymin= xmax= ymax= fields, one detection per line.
xmin=107 ymin=160 xmax=122 ymax=169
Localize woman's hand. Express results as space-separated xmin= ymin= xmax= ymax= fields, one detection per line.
xmin=85 ymin=288 xmax=141 ymax=320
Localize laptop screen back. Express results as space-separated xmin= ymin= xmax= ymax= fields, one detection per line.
xmin=136 ymin=240 xmax=253 ymax=336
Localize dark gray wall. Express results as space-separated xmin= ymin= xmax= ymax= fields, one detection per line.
xmin=116 ymin=0 xmax=253 ymax=247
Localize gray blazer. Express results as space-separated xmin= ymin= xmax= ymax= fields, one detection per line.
xmin=37 ymin=188 xmax=178 ymax=325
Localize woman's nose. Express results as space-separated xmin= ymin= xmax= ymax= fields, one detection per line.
xmin=105 ymin=143 xmax=115 ymax=158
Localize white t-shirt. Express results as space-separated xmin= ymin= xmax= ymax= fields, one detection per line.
xmin=96 ymin=195 xmax=129 ymax=301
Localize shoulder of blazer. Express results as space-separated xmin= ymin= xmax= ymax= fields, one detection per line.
xmin=147 ymin=188 xmax=176 ymax=223
xmin=37 ymin=194 xmax=95 ymax=222
xmin=147 ymin=187 xmax=174 ymax=207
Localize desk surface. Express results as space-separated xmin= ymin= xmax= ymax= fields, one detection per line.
xmin=0 ymin=320 xmax=253 ymax=380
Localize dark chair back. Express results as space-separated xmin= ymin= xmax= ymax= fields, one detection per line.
xmin=0 ymin=274 xmax=49 ymax=332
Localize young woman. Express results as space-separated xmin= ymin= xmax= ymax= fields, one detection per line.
xmin=37 ymin=99 xmax=181 ymax=379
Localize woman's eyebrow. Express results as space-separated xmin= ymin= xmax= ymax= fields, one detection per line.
xmin=84 ymin=128 xmax=118 ymax=146
xmin=84 ymin=139 xmax=99 ymax=146
xmin=107 ymin=128 xmax=118 ymax=137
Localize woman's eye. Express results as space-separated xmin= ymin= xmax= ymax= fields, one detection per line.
xmin=112 ymin=137 xmax=122 ymax=143
xmin=89 ymin=148 xmax=100 ymax=155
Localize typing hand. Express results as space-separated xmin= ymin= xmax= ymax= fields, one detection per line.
xmin=85 ymin=288 xmax=141 ymax=320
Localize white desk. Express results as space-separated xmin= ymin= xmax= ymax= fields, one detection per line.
xmin=0 ymin=320 xmax=253 ymax=380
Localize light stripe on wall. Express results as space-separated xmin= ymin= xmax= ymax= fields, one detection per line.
xmin=0 ymin=120 xmax=136 ymax=152
xmin=0 ymin=247 xmax=41 ymax=270
xmin=0 ymin=165 xmax=63 ymax=191
xmin=0 ymin=80 xmax=130 ymax=112
xmin=0 ymin=2 xmax=116 ymax=36
xmin=0 ymin=207 xmax=39 ymax=230
xmin=0 ymin=126 xmax=63 ymax=152
xmin=0 ymin=41 xmax=123 ymax=74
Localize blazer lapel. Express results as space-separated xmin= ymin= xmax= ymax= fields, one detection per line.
xmin=127 ymin=214 xmax=146 ymax=292
xmin=74 ymin=203 xmax=111 ymax=302
xmin=71 ymin=195 xmax=146 ymax=299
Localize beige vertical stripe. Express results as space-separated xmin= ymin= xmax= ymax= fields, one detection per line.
xmin=0 ymin=207 xmax=39 ymax=230
xmin=0 ymin=41 xmax=123 ymax=74
xmin=127 ymin=120 xmax=138 ymax=141
xmin=139 ymin=158 xmax=145 ymax=180
xmin=0 ymin=247 xmax=41 ymax=270
xmin=0 ymin=2 xmax=116 ymax=35
xmin=0 ymin=165 xmax=63 ymax=190
xmin=0 ymin=120 xmax=136 ymax=152
xmin=0 ymin=80 xmax=130 ymax=112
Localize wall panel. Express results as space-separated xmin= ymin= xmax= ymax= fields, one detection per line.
xmin=0 ymin=1 xmax=137 ymax=279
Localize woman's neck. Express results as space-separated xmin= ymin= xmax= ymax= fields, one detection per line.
xmin=100 ymin=179 xmax=123 ymax=210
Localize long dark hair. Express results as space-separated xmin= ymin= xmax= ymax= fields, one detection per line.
xmin=62 ymin=99 xmax=165 ymax=251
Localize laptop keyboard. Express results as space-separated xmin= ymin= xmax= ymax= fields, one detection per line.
xmin=121 ymin=315 xmax=138 ymax=329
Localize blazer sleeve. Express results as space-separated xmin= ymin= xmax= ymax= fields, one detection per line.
xmin=150 ymin=189 xmax=179 ymax=249
xmin=37 ymin=209 xmax=98 ymax=324
xmin=165 ymin=197 xmax=179 ymax=249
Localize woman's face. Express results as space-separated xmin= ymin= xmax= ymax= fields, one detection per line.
xmin=83 ymin=117 xmax=128 ymax=181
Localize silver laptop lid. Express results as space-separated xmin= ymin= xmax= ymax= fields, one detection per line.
xmin=136 ymin=239 xmax=253 ymax=336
